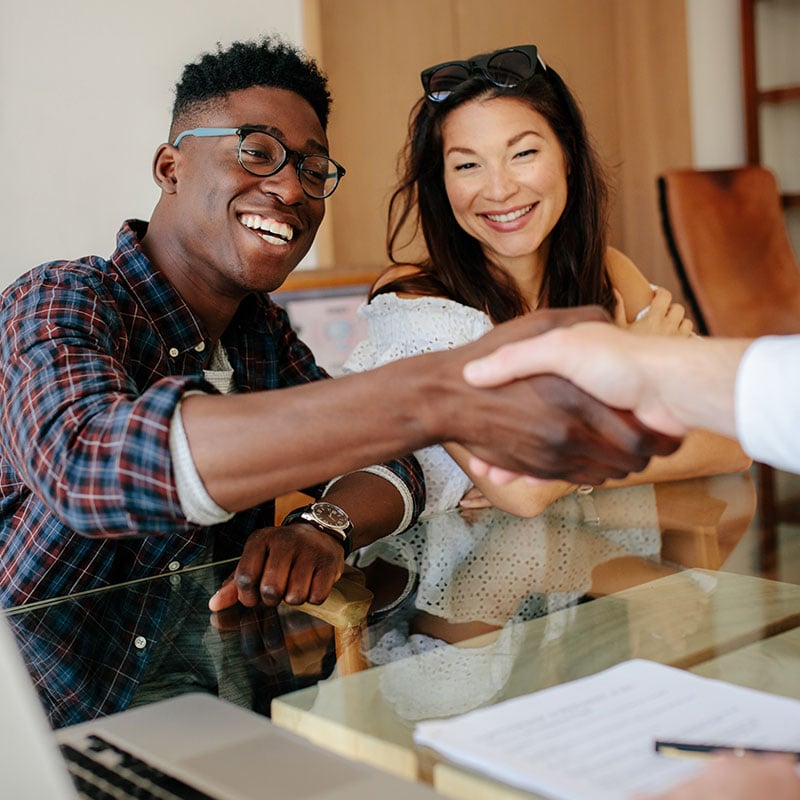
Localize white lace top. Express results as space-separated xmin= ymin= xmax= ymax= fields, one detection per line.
xmin=341 ymin=293 xmax=664 ymax=696
xmin=343 ymin=293 xmax=494 ymax=515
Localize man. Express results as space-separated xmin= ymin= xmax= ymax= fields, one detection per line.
xmin=0 ymin=37 xmax=677 ymax=725
xmin=463 ymin=323 xmax=798 ymax=474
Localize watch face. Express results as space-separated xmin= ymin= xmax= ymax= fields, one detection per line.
xmin=311 ymin=502 xmax=350 ymax=530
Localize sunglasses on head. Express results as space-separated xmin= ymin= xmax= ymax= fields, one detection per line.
xmin=421 ymin=44 xmax=546 ymax=103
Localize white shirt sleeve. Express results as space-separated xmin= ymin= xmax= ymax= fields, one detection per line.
xmin=735 ymin=335 xmax=800 ymax=473
xmin=170 ymin=395 xmax=235 ymax=526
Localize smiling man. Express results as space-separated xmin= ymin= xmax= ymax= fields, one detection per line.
xmin=0 ymin=37 xmax=679 ymax=725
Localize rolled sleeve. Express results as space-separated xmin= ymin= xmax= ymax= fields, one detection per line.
xmin=0 ymin=269 xmax=209 ymax=536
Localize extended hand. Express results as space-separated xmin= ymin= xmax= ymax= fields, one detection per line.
xmin=208 ymin=524 xmax=345 ymax=611
xmin=449 ymin=309 xmax=682 ymax=485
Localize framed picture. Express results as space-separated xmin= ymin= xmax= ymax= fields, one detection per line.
xmin=275 ymin=284 xmax=371 ymax=377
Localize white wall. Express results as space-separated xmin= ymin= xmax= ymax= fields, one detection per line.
xmin=0 ymin=0 xmax=305 ymax=286
xmin=685 ymin=0 xmax=746 ymax=169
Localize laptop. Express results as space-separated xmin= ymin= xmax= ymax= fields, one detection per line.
xmin=0 ymin=613 xmax=440 ymax=799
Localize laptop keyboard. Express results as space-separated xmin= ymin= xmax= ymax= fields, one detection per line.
xmin=60 ymin=734 xmax=215 ymax=800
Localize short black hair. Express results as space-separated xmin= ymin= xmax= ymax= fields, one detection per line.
xmin=172 ymin=35 xmax=331 ymax=131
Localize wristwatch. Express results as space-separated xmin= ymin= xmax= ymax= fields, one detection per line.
xmin=281 ymin=501 xmax=354 ymax=555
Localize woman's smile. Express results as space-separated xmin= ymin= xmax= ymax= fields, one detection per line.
xmin=442 ymin=96 xmax=568 ymax=271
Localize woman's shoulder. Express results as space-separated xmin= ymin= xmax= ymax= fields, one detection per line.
xmin=365 ymin=291 xmax=490 ymax=326
xmin=604 ymin=246 xmax=654 ymax=313
xmin=604 ymin=246 xmax=647 ymax=284
xmin=372 ymin=264 xmax=427 ymax=297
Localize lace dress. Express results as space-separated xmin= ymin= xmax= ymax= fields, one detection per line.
xmin=343 ymin=293 xmax=494 ymax=516
xmin=341 ymin=293 xmax=663 ymax=700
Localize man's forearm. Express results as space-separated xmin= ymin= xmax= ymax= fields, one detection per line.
xmin=181 ymin=350 xmax=452 ymax=512
xmin=183 ymin=307 xmax=684 ymax=510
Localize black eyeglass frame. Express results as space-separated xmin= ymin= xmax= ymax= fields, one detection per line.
xmin=420 ymin=44 xmax=547 ymax=103
xmin=171 ymin=126 xmax=346 ymax=199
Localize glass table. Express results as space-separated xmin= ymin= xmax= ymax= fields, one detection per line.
xmin=5 ymin=469 xmax=800 ymax=797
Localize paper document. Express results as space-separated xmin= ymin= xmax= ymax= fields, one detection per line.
xmin=414 ymin=659 xmax=800 ymax=800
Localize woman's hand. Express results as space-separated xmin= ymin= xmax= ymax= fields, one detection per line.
xmin=458 ymin=486 xmax=493 ymax=510
xmin=615 ymin=288 xmax=694 ymax=337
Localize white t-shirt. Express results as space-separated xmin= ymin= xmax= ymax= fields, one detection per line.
xmin=735 ymin=335 xmax=800 ymax=473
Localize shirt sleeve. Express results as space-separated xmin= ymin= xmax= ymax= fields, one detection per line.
xmin=735 ymin=335 xmax=800 ymax=473
xmin=170 ymin=395 xmax=235 ymax=526
xmin=0 ymin=268 xmax=208 ymax=537
xmin=343 ymin=293 xmax=494 ymax=373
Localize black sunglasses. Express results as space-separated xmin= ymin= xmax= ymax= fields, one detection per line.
xmin=421 ymin=44 xmax=546 ymax=103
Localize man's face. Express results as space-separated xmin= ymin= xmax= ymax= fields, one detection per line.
xmin=166 ymin=85 xmax=328 ymax=297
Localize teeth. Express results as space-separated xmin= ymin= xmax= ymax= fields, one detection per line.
xmin=239 ymin=213 xmax=294 ymax=243
xmin=486 ymin=204 xmax=534 ymax=223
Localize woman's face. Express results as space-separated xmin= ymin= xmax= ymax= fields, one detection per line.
xmin=440 ymin=96 xmax=568 ymax=273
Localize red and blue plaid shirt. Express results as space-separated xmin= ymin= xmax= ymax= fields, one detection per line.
xmin=0 ymin=220 xmax=424 ymax=726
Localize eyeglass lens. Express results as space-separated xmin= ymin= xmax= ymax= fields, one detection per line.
xmin=239 ymin=130 xmax=340 ymax=198
xmin=426 ymin=49 xmax=535 ymax=101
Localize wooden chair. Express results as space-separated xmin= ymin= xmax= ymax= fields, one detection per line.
xmin=276 ymin=492 xmax=373 ymax=673
xmin=292 ymin=569 xmax=373 ymax=675
xmin=657 ymin=166 xmax=800 ymax=573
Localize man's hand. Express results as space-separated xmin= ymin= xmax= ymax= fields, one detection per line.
xmin=437 ymin=308 xmax=682 ymax=485
xmin=209 ymin=524 xmax=345 ymax=611
xmin=635 ymin=755 xmax=800 ymax=800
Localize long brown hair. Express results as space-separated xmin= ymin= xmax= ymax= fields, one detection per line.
xmin=374 ymin=61 xmax=615 ymax=323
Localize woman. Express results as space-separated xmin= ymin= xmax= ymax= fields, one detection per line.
xmin=345 ymin=43 xmax=750 ymax=518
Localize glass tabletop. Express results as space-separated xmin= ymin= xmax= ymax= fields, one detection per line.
xmin=4 ymin=469 xmax=799 ymax=757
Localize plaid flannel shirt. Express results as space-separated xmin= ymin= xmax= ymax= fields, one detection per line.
xmin=0 ymin=220 xmax=424 ymax=726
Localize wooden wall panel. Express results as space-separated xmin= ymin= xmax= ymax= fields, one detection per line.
xmin=313 ymin=0 xmax=459 ymax=270
xmin=309 ymin=0 xmax=692 ymax=299
xmin=612 ymin=0 xmax=693 ymax=298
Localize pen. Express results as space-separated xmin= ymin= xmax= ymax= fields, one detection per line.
xmin=655 ymin=740 xmax=800 ymax=762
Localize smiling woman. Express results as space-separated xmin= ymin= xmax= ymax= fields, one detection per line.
xmin=342 ymin=42 xmax=752 ymax=521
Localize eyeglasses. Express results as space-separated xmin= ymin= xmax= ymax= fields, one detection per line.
xmin=420 ymin=44 xmax=546 ymax=103
xmin=171 ymin=126 xmax=346 ymax=199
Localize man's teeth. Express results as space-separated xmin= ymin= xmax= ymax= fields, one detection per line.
xmin=239 ymin=214 xmax=294 ymax=243
xmin=485 ymin=204 xmax=534 ymax=223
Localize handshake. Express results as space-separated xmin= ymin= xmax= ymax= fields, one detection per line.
xmin=450 ymin=305 xmax=745 ymax=486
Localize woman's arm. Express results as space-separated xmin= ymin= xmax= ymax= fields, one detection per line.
xmin=607 ymin=247 xmax=693 ymax=336
xmin=603 ymin=248 xmax=752 ymax=481
xmin=446 ymin=441 xmax=576 ymax=517
xmin=598 ymin=429 xmax=751 ymax=488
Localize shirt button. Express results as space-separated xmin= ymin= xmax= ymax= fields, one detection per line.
xmin=168 ymin=560 xmax=181 ymax=571
xmin=168 ymin=347 xmax=179 ymax=358
xmin=134 ymin=636 xmax=147 ymax=650
xmin=194 ymin=342 xmax=206 ymax=353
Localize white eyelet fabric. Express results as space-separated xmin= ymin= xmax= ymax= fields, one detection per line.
xmin=343 ymin=293 xmax=494 ymax=516
xmin=352 ymin=485 xmax=661 ymax=721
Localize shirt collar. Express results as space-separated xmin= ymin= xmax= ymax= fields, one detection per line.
xmin=111 ymin=220 xmax=276 ymax=352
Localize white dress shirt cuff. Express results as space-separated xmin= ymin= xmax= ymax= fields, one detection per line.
xmin=735 ymin=335 xmax=800 ymax=473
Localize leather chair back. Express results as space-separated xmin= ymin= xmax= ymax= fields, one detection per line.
xmin=658 ymin=166 xmax=800 ymax=337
